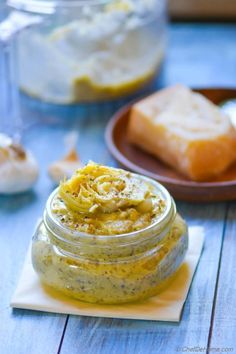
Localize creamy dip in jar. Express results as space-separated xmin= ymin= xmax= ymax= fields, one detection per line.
xmin=32 ymin=162 xmax=188 ymax=304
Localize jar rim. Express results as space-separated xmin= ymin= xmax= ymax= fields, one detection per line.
xmin=7 ymin=0 xmax=112 ymax=14
xmin=44 ymin=173 xmax=176 ymax=244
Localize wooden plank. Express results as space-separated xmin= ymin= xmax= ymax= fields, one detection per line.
xmin=162 ymin=24 xmax=236 ymax=89
xmin=208 ymin=202 xmax=236 ymax=352
xmin=59 ymin=202 xmax=226 ymax=354
xmin=169 ymin=0 xmax=236 ymax=19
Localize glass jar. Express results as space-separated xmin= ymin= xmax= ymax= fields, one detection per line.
xmin=32 ymin=175 xmax=188 ymax=304
xmin=4 ymin=0 xmax=167 ymax=105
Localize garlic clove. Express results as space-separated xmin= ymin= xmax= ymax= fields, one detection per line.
xmin=48 ymin=148 xmax=82 ymax=184
xmin=48 ymin=131 xmax=82 ymax=184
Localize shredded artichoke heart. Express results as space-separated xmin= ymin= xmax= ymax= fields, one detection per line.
xmin=53 ymin=162 xmax=166 ymax=235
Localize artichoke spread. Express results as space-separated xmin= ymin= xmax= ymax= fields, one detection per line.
xmin=32 ymin=163 xmax=188 ymax=304
xmin=52 ymin=162 xmax=166 ymax=235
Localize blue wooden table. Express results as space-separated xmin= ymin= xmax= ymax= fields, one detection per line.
xmin=1 ymin=23 xmax=236 ymax=354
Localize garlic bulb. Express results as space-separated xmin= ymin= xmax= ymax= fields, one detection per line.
xmin=0 ymin=133 xmax=39 ymax=194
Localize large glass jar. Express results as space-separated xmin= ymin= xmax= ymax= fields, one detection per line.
xmin=32 ymin=175 xmax=188 ymax=304
xmin=5 ymin=0 xmax=167 ymax=104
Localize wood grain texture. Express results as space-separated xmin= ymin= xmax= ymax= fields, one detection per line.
xmin=1 ymin=23 xmax=236 ymax=354
xmin=208 ymin=203 xmax=236 ymax=353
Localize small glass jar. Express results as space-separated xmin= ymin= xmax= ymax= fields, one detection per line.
xmin=32 ymin=175 xmax=188 ymax=304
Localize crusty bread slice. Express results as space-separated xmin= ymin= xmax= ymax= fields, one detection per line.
xmin=128 ymin=84 xmax=236 ymax=181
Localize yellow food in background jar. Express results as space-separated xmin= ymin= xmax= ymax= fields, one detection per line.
xmin=18 ymin=0 xmax=166 ymax=103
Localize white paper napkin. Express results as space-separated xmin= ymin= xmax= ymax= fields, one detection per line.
xmin=11 ymin=226 xmax=204 ymax=322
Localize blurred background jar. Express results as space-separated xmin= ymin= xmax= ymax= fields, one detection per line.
xmin=0 ymin=0 xmax=167 ymax=124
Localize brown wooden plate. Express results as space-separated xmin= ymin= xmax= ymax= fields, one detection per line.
xmin=105 ymin=88 xmax=236 ymax=202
